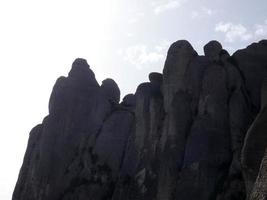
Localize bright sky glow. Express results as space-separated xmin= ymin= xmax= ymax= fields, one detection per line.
xmin=0 ymin=0 xmax=266 ymax=199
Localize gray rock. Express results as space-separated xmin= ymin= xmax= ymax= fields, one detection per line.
xmin=13 ymin=60 xmax=118 ymax=200
xmin=204 ymin=40 xmax=222 ymax=61
xmin=13 ymin=40 xmax=267 ymax=200
xmin=162 ymin=40 xmax=197 ymax=111
xmin=101 ymin=78 xmax=120 ymax=104
xmin=121 ymin=94 xmax=136 ymax=107
xmin=261 ymin=78 xmax=267 ymax=110
xmin=178 ymin=62 xmax=232 ymax=200
xmin=242 ymin=103 xmax=267 ymax=197
xmin=249 ymin=149 xmax=267 ymax=200
xmin=157 ymin=40 xmax=197 ymax=200
xmin=216 ymin=60 xmax=251 ymax=200
xmin=232 ymin=40 xmax=267 ymax=116
xmin=113 ymin=81 xmax=164 ymax=200
xmin=68 ymin=58 xmax=99 ymax=87
xmin=149 ymin=72 xmax=163 ymax=85
xmin=219 ymin=49 xmax=230 ymax=62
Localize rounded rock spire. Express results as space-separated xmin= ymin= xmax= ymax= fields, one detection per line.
xmin=149 ymin=72 xmax=163 ymax=85
xmin=204 ymin=40 xmax=223 ymax=61
xmin=101 ymin=78 xmax=120 ymax=104
xmin=68 ymin=58 xmax=99 ymax=86
xmin=168 ymin=40 xmax=197 ymax=55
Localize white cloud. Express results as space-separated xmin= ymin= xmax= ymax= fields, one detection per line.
xmin=215 ymin=20 xmax=267 ymax=43
xmin=191 ymin=6 xmax=216 ymax=19
xmin=127 ymin=32 xmax=135 ymax=37
xmin=202 ymin=7 xmax=216 ymax=16
xmin=128 ymin=12 xmax=145 ymax=24
xmin=215 ymin=22 xmax=231 ymax=32
xmin=155 ymin=40 xmax=170 ymax=52
xmin=215 ymin=22 xmax=252 ymax=42
xmin=123 ymin=43 xmax=168 ymax=69
xmin=128 ymin=18 xmax=138 ymax=24
xmin=191 ymin=11 xmax=199 ymax=19
xmin=153 ymin=0 xmax=184 ymax=15
xmin=255 ymin=19 xmax=267 ymax=37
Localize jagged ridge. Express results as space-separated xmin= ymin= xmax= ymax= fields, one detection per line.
xmin=13 ymin=40 xmax=267 ymax=200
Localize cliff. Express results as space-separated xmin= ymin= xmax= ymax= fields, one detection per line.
xmin=13 ymin=40 xmax=267 ymax=200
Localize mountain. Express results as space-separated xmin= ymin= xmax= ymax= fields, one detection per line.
xmin=13 ymin=40 xmax=267 ymax=200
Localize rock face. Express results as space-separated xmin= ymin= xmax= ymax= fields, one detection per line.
xmin=249 ymin=150 xmax=267 ymax=200
xmin=241 ymin=80 xmax=267 ymax=199
xmin=13 ymin=40 xmax=267 ymax=200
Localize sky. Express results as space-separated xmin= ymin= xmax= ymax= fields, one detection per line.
xmin=0 ymin=0 xmax=266 ymax=199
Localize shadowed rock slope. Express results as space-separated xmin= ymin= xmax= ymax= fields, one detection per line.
xmin=13 ymin=40 xmax=267 ymax=200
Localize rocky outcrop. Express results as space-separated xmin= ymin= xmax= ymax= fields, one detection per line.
xmin=204 ymin=40 xmax=222 ymax=61
xmin=249 ymin=150 xmax=267 ymax=200
xmin=232 ymin=40 xmax=267 ymax=116
xmin=13 ymin=40 xmax=267 ymax=200
xmin=241 ymin=76 xmax=267 ymax=199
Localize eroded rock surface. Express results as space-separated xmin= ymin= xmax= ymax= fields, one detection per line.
xmin=13 ymin=40 xmax=267 ymax=200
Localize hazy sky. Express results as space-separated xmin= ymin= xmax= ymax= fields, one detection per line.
xmin=0 ymin=0 xmax=266 ymax=199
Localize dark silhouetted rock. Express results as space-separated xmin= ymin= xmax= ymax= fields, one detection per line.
xmin=249 ymin=150 xmax=267 ymax=200
xmin=242 ymin=97 xmax=267 ymax=197
xmin=101 ymin=78 xmax=120 ymax=104
xmin=68 ymin=58 xmax=99 ymax=86
xmin=162 ymin=40 xmax=197 ymax=110
xmin=121 ymin=94 xmax=136 ymax=107
xmin=149 ymin=72 xmax=163 ymax=85
xmin=204 ymin=40 xmax=222 ymax=61
xmin=13 ymin=40 xmax=267 ymax=200
xmin=232 ymin=40 xmax=267 ymax=116
xmin=113 ymin=81 xmax=164 ymax=200
xmin=242 ymin=81 xmax=267 ymax=199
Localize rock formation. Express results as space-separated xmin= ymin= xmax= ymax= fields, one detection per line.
xmin=13 ymin=40 xmax=267 ymax=200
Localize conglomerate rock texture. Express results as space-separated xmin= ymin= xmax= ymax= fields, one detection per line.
xmin=13 ymin=40 xmax=267 ymax=200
